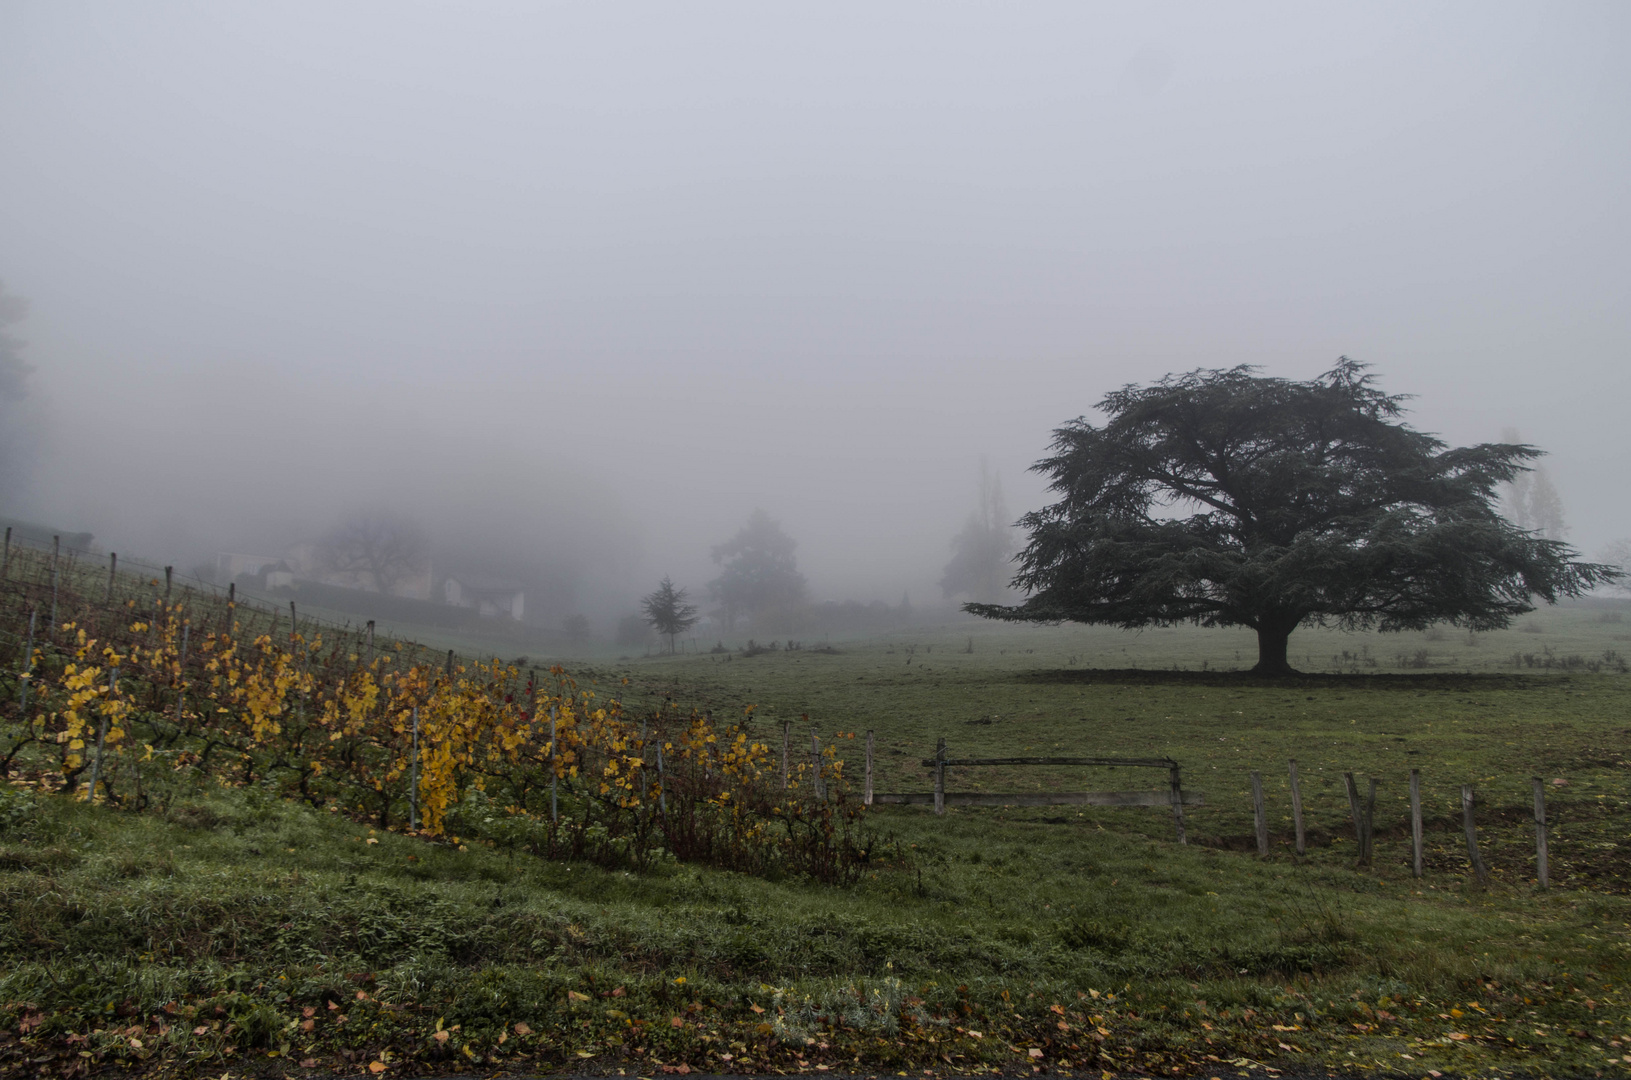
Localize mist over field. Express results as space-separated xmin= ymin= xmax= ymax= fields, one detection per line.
xmin=1 ymin=2 xmax=1628 ymax=633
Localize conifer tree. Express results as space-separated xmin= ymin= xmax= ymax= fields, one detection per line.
xmin=969 ymin=360 xmax=1618 ymax=674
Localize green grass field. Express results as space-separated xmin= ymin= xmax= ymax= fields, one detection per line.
xmin=4 ymin=601 xmax=1631 ymax=1078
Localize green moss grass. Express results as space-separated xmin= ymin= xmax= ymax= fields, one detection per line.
xmin=3 ymin=603 xmax=1631 ymax=1077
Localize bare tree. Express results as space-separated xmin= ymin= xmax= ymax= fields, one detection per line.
xmin=0 ymin=281 xmax=37 ymax=502
xmin=939 ymin=458 xmax=1015 ymax=604
xmin=317 ymin=511 xmax=429 ymax=595
xmin=707 ymin=510 xmax=806 ymax=630
xmin=1499 ymin=428 xmax=1568 ymax=540
xmin=1601 ymin=539 xmax=1631 ymax=597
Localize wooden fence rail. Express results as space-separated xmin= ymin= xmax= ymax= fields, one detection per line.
xmin=863 ymin=738 xmax=1199 ymax=843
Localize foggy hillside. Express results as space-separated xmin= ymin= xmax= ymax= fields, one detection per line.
xmin=1 ymin=2 xmax=1627 ymax=632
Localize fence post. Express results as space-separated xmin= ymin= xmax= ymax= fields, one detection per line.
xmin=164 ymin=566 xmax=173 ymax=601
xmin=933 ymin=737 xmax=946 ymax=815
xmin=225 ymin=583 xmax=235 ymax=638
xmin=290 ymin=601 xmax=299 ymax=644
xmin=781 ymin=720 xmax=790 ymax=790
xmin=409 ymin=706 xmax=420 ymax=831
xmin=1343 ymin=772 xmax=1370 ymax=865
xmin=656 ymin=741 xmax=668 ymax=815
xmin=1169 ymin=763 xmax=1187 ymax=844
xmin=1251 ymin=770 xmax=1268 ymax=855
xmin=1 ymin=525 xmax=9 ymax=580
xmin=17 ymin=608 xmax=36 ymax=711
xmin=366 ymin=620 xmax=375 ymax=664
xmin=1532 ymin=777 xmax=1549 ymax=889
xmin=1462 ymin=784 xmax=1490 ymax=886
xmin=446 ymin=649 xmax=454 ymax=683
xmin=864 ymin=729 xmax=874 ymax=806
xmin=1364 ymin=778 xmax=1377 ymax=864
xmin=106 ymin=552 xmax=117 ymax=602
xmin=811 ymin=727 xmax=824 ymax=799
xmin=87 ymin=667 xmax=118 ymax=801
xmin=1288 ymin=759 xmax=1306 ymax=856
xmin=1410 ymin=768 xmax=1424 ymax=878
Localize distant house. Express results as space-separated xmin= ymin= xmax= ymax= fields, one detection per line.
xmin=282 ymin=541 xmax=435 ymax=601
xmin=217 ymin=553 xmax=283 ymax=582
xmin=442 ymin=574 xmax=525 ymax=621
xmin=263 ymin=561 xmax=295 ymax=590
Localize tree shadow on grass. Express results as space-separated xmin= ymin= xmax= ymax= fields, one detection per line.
xmin=1016 ymin=667 xmax=1548 ymax=691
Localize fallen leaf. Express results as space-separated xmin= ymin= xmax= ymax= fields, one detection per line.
xmin=299 ymin=1059 xmax=317 ymax=1069
xmin=369 ymin=1062 xmax=387 ymax=1074
xmin=1447 ymin=1033 xmax=1469 ymax=1041
xmin=193 ymin=1026 xmax=209 ymax=1036
xmin=514 ymin=1022 xmax=532 ymax=1035
xmin=671 ymin=1017 xmax=685 ymax=1028
xmin=432 ymin=1030 xmax=449 ymax=1044
xmin=568 ymin=991 xmax=591 ymax=1003
xmin=750 ymin=1004 xmax=765 ymax=1015
xmin=1029 ymin=1048 xmax=1044 ymax=1058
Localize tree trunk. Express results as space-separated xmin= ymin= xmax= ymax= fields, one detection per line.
xmin=1251 ymin=618 xmax=1298 ymax=675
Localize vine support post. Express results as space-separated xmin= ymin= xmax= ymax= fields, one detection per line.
xmin=175 ymin=621 xmax=190 ymax=722
xmin=409 ymin=707 xmax=419 ymax=831
xmin=1288 ymin=759 xmax=1306 ymax=856
xmin=365 ymin=620 xmax=375 ymax=664
xmin=781 ymin=721 xmax=790 ymax=790
xmin=445 ymin=649 xmax=454 ymax=684
xmin=48 ymin=535 xmax=59 ymax=635
xmin=164 ymin=566 xmax=173 ymax=601
xmin=550 ymin=707 xmax=559 ymax=825
xmin=1169 ymin=762 xmax=1187 ymax=844
xmin=810 ymin=727 xmax=824 ymax=800
xmin=86 ymin=667 xmax=118 ymax=802
xmin=106 ymin=552 xmax=117 ymax=602
xmin=1 ymin=525 xmax=9 ymax=580
xmin=864 ymin=729 xmax=874 ymax=806
xmin=1410 ymin=769 xmax=1424 ymax=878
xmin=17 ymin=608 xmax=36 ymax=711
xmin=225 ymin=583 xmax=235 ymax=639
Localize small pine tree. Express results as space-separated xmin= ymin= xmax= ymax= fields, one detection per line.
xmin=642 ymin=577 xmax=700 ymax=654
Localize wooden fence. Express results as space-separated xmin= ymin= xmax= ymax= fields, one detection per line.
xmin=857 ymin=735 xmax=1203 ymax=843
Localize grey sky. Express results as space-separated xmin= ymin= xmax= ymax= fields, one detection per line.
xmin=2 ymin=2 xmax=1627 ymax=612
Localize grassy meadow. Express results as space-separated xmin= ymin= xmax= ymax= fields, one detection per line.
xmin=4 ymin=592 xmax=1631 ymax=1078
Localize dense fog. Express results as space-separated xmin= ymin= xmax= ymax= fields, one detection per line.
xmin=2 ymin=2 xmax=1627 ymax=635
